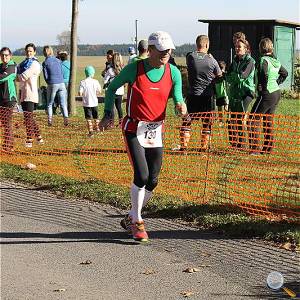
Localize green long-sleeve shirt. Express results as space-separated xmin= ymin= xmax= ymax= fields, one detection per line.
xmin=0 ymin=60 xmax=17 ymax=103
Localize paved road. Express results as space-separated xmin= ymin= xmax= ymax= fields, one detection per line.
xmin=1 ymin=181 xmax=299 ymax=300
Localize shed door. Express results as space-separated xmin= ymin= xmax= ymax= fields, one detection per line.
xmin=274 ymin=26 xmax=294 ymax=89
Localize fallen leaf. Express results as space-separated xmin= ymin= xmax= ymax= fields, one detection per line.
xmin=200 ymin=251 xmax=211 ymax=257
xmin=279 ymin=242 xmax=293 ymax=251
xmin=192 ymin=268 xmax=201 ymax=272
xmin=53 ymin=288 xmax=66 ymax=292
xmin=142 ymin=268 xmax=155 ymax=275
xmin=183 ymin=267 xmax=194 ymax=273
xmin=180 ymin=290 xmax=194 ymax=298
xmin=198 ymin=264 xmax=212 ymax=268
xmin=80 ymin=260 xmax=92 ymax=265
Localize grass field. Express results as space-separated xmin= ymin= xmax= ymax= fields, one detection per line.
xmin=12 ymin=56 xmax=187 ymax=92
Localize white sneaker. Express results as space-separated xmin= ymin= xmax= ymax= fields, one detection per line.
xmin=25 ymin=141 xmax=33 ymax=148
xmin=172 ymin=145 xmax=182 ymax=151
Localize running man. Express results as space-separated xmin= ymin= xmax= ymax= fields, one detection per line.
xmin=99 ymin=31 xmax=187 ymax=242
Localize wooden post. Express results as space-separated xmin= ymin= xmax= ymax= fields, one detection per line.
xmin=68 ymin=0 xmax=79 ymax=115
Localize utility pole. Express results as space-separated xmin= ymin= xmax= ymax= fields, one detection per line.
xmin=135 ymin=19 xmax=138 ymax=52
xmin=69 ymin=0 xmax=79 ymax=115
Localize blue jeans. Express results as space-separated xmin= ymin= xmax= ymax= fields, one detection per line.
xmin=47 ymin=83 xmax=68 ymax=119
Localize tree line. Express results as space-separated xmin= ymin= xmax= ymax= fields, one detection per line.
xmin=13 ymin=43 xmax=196 ymax=57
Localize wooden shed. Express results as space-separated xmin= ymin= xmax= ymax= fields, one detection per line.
xmin=198 ymin=19 xmax=300 ymax=89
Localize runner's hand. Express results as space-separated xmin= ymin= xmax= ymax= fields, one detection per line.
xmin=175 ymin=102 xmax=187 ymax=116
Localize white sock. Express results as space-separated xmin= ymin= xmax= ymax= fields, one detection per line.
xmin=128 ymin=189 xmax=153 ymax=217
xmin=130 ymin=183 xmax=145 ymax=223
xmin=142 ymin=189 xmax=153 ymax=208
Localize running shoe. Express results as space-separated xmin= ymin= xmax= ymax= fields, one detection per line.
xmin=25 ymin=139 xmax=33 ymax=148
xmin=120 ymin=214 xmax=132 ymax=233
xmin=131 ymin=221 xmax=149 ymax=242
xmin=37 ymin=136 xmax=44 ymax=145
xmin=249 ymin=151 xmax=261 ymax=156
xmin=88 ymin=132 xmax=94 ymax=138
xmin=172 ymin=145 xmax=182 ymax=151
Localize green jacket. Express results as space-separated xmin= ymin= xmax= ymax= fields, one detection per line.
xmin=215 ymin=76 xmax=228 ymax=100
xmin=226 ymin=54 xmax=255 ymax=101
xmin=0 ymin=59 xmax=17 ymax=103
xmin=259 ymin=56 xmax=281 ymax=93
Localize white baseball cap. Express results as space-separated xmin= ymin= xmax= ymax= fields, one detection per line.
xmin=148 ymin=31 xmax=175 ymax=51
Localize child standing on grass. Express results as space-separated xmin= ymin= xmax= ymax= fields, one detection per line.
xmin=215 ymin=60 xmax=228 ymax=127
xmin=79 ymin=66 xmax=101 ymax=137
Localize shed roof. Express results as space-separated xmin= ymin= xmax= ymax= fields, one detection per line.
xmin=198 ymin=19 xmax=300 ymax=28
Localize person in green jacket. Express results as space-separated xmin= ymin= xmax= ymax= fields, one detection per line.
xmin=0 ymin=47 xmax=17 ymax=152
xmin=249 ymin=38 xmax=288 ymax=155
xmin=214 ymin=60 xmax=228 ymax=127
xmin=226 ymin=39 xmax=255 ymax=149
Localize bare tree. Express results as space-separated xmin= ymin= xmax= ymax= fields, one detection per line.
xmin=56 ymin=30 xmax=71 ymax=52
xmin=68 ymin=0 xmax=79 ymax=115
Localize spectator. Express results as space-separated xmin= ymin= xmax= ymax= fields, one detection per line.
xmin=103 ymin=52 xmax=125 ymax=126
xmin=214 ymin=60 xmax=228 ymax=127
xmin=101 ymin=49 xmax=114 ymax=77
xmin=131 ymin=40 xmax=149 ymax=63
xmin=0 ymin=47 xmax=17 ymax=152
xmin=17 ymin=43 xmax=43 ymax=148
xmin=99 ymin=31 xmax=187 ymax=242
xmin=60 ymin=51 xmax=71 ymax=113
xmin=59 ymin=52 xmax=70 ymax=90
xmin=233 ymin=31 xmax=246 ymax=45
xmin=52 ymin=50 xmax=63 ymax=115
xmin=79 ymin=65 xmax=102 ymax=137
xmin=177 ymin=35 xmax=222 ymax=152
xmin=226 ymin=38 xmax=255 ymax=149
xmin=42 ymin=45 xmax=69 ymax=126
xmin=127 ymin=46 xmax=137 ymax=64
xmin=249 ymin=38 xmax=288 ymax=155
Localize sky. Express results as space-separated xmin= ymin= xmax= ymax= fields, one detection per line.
xmin=0 ymin=0 xmax=299 ymax=51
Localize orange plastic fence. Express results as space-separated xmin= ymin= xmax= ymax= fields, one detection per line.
xmin=1 ymin=107 xmax=299 ymax=222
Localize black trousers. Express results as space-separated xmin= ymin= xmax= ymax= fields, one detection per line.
xmin=114 ymin=95 xmax=123 ymax=119
xmin=124 ymin=131 xmax=163 ymax=191
xmin=21 ymin=101 xmax=41 ymax=140
xmin=182 ymin=94 xmax=215 ymax=134
xmin=228 ymin=96 xmax=253 ymax=148
xmin=249 ymin=90 xmax=281 ymax=152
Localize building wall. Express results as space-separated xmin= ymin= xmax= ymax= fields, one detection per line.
xmin=274 ymin=26 xmax=294 ymax=89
